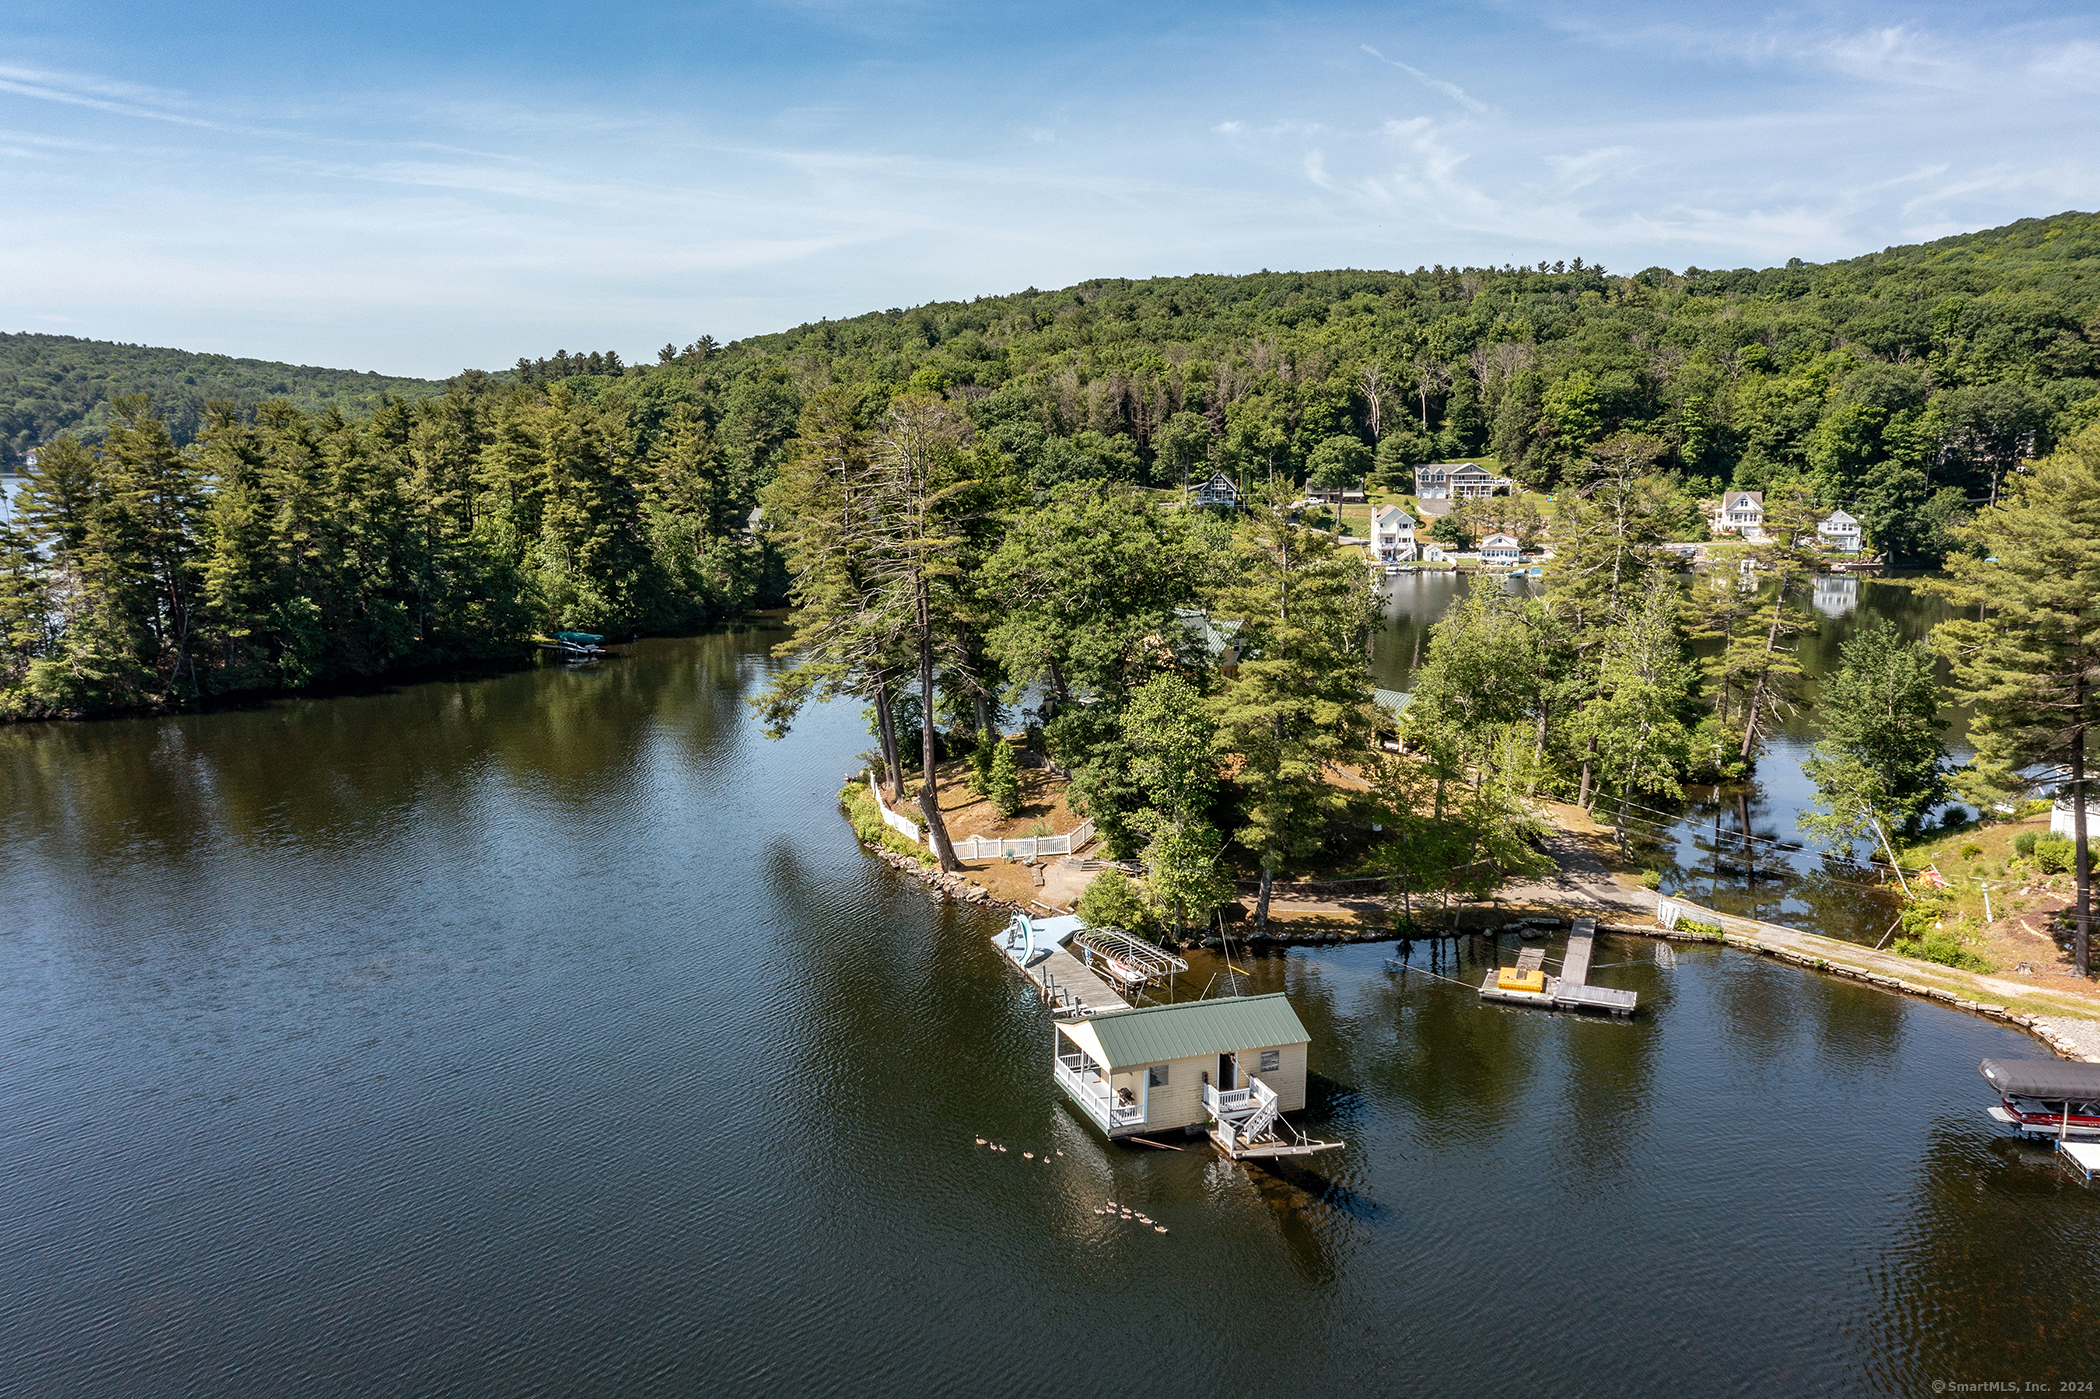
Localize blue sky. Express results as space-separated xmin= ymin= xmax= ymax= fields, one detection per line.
xmin=3 ymin=1 xmax=2097 ymax=377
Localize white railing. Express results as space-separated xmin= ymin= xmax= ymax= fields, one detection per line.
xmin=867 ymin=772 xmax=922 ymax=846
xmin=1204 ymin=1078 xmax=1279 ymax=1146
xmin=1057 ymin=1054 xmax=1143 ymax=1129
xmin=952 ymin=816 xmax=1095 ymax=861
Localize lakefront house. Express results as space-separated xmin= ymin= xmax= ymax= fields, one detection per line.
xmin=1413 ymin=462 xmax=1514 ymax=500
xmin=1817 ymin=508 xmax=1862 ymax=553
xmin=1479 ymin=533 xmax=1523 ymax=565
xmin=1192 ymin=471 xmax=1240 ymax=509
xmin=1711 ymin=490 xmax=1766 ymax=538
xmin=1371 ymin=504 xmax=1417 ymax=563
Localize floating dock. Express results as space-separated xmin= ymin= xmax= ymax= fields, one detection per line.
xmin=1479 ymin=916 xmax=1639 ymax=1017
xmin=2061 ymin=1139 xmax=2100 ymax=1180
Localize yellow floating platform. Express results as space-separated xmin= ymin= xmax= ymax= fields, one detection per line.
xmin=1496 ymin=968 xmax=1547 ymax=994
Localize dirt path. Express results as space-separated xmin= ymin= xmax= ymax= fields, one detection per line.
xmin=1495 ymin=825 xmax=1653 ymax=915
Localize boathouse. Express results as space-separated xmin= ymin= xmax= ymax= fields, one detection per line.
xmin=1053 ymin=993 xmax=1310 ymax=1140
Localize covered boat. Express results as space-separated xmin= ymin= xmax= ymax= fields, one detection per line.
xmin=1979 ymin=1058 xmax=2100 ymax=1140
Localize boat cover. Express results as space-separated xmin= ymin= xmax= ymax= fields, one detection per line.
xmin=1979 ymin=1058 xmax=2100 ymax=1099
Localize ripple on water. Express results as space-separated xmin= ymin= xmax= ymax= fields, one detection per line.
xmin=0 ymin=630 xmax=2096 ymax=1396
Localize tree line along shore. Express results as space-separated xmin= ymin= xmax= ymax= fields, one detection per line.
xmin=2 ymin=213 xmax=2098 ymax=977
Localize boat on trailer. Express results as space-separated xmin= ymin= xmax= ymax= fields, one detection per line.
xmin=1980 ymin=1058 xmax=2100 ymax=1141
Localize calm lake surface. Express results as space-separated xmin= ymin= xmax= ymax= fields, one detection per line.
xmin=3 ymin=623 xmax=2097 ymax=1396
xmin=1374 ymin=571 xmax=1969 ymax=943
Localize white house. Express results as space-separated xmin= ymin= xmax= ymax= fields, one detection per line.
xmin=1479 ymin=533 xmax=1522 ymax=565
xmin=1414 ymin=462 xmax=1513 ymax=500
xmin=1420 ymin=544 xmax=1449 ymax=563
xmin=1371 ymin=504 xmax=1417 ymax=563
xmin=1817 ymin=508 xmax=1862 ymax=553
xmin=1193 ymin=470 xmax=1240 ymax=509
xmin=1712 ymin=490 xmax=1765 ymax=538
xmin=2051 ymin=797 xmax=2100 ymax=840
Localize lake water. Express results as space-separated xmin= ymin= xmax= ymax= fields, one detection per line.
xmin=3 ymin=623 xmax=2097 ymax=1395
xmin=1374 ymin=571 xmax=1967 ymax=943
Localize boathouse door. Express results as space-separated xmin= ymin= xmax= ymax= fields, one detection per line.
xmin=1217 ymin=1054 xmax=1235 ymax=1091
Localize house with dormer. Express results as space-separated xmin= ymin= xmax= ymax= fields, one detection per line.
xmin=1414 ymin=462 xmax=1514 ymax=501
xmin=1816 ymin=508 xmax=1861 ymax=553
xmin=1711 ymin=490 xmax=1765 ymax=539
xmin=1192 ymin=471 xmax=1240 ymax=510
xmin=1371 ymin=505 xmax=1417 ymax=563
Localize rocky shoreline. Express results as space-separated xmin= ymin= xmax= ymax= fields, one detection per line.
xmin=856 ymin=825 xmax=2100 ymax=1061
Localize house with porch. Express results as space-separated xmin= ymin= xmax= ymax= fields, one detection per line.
xmin=1817 ymin=508 xmax=1862 ymax=553
xmin=1711 ymin=490 xmax=1765 ymax=538
xmin=1052 ymin=993 xmax=1337 ymax=1157
xmin=1479 ymin=533 xmax=1522 ymax=565
xmin=1192 ymin=471 xmax=1240 ymax=509
xmin=1305 ymin=482 xmax=1367 ymax=506
xmin=1371 ymin=504 xmax=1417 ymax=563
xmin=1414 ymin=462 xmax=1514 ymax=500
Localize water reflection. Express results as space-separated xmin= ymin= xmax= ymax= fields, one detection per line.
xmin=2 ymin=625 xmax=2096 ymax=1394
xmin=1372 ymin=572 xmax=1961 ymax=943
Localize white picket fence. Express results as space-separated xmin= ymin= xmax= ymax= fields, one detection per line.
xmin=866 ymin=772 xmax=1096 ymax=858
xmin=867 ymin=773 xmax=923 ymax=845
xmin=952 ymin=818 xmax=1095 ymax=861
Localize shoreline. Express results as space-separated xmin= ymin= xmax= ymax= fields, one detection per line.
xmin=844 ymin=810 xmax=2100 ymax=1063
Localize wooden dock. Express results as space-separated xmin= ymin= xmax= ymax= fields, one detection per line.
xmin=994 ymin=936 xmax=1131 ymax=1019
xmin=1479 ymin=915 xmax=1638 ymax=1017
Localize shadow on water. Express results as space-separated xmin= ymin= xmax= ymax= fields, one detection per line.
xmin=2 ymin=624 xmax=2097 ymax=1395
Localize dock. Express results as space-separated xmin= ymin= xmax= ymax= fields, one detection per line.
xmin=991 ymin=915 xmax=1130 ymax=1019
xmin=2061 ymin=1139 xmax=2100 ymax=1180
xmin=1480 ymin=916 xmax=1639 ymax=1017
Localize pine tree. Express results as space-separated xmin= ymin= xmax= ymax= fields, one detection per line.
xmin=754 ymin=389 xmax=911 ymax=800
xmin=1800 ymin=621 xmax=1950 ymax=849
xmin=1207 ymin=485 xmax=1376 ymax=924
xmin=100 ymin=395 xmax=204 ymax=700
xmin=1930 ymin=426 xmax=2100 ymax=976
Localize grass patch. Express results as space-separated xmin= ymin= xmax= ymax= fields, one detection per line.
xmin=839 ymin=778 xmax=935 ymax=866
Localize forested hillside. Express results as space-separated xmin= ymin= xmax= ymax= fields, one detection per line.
xmin=3 ymin=210 xmax=2098 ymax=724
xmin=0 ymin=333 xmax=447 ymax=461
xmin=705 ymin=209 xmax=2099 ymax=560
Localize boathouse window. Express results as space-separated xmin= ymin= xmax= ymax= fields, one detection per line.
xmin=1146 ymin=1065 xmax=1169 ymax=1088
xmin=1258 ymin=1050 xmax=1279 ymax=1073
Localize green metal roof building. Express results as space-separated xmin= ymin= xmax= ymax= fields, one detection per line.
xmin=1052 ymin=993 xmax=1314 ymax=1144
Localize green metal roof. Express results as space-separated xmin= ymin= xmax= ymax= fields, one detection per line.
xmin=1085 ymin=993 xmax=1310 ymax=1069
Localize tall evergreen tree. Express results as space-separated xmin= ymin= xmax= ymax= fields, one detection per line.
xmin=1799 ymin=621 xmax=1950 ymax=849
xmin=1931 ymin=426 xmax=2100 ymax=976
xmin=1207 ymin=485 xmax=1376 ymax=924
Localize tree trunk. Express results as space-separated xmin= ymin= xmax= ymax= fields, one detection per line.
xmin=1253 ymin=864 xmax=1273 ymax=928
xmin=1577 ymin=733 xmax=1598 ymax=810
xmin=972 ymin=692 xmax=991 ymax=739
xmin=1738 ymin=614 xmax=1783 ymax=761
xmin=873 ymin=678 xmax=903 ymax=801
xmin=917 ymin=640 xmax=959 ymax=871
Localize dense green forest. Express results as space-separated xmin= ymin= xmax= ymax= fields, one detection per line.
xmin=0 ymin=333 xmax=449 ymax=461
xmin=5 ymin=208 xmax=2099 ymax=725
xmin=3 ymin=210 xmax=2097 ymax=966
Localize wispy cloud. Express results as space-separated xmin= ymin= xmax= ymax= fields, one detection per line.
xmin=1360 ymin=46 xmax=1493 ymax=116
xmin=1 ymin=3 xmax=2095 ymax=374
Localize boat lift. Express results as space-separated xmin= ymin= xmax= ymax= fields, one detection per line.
xmin=1070 ymin=926 xmax=1188 ymax=992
